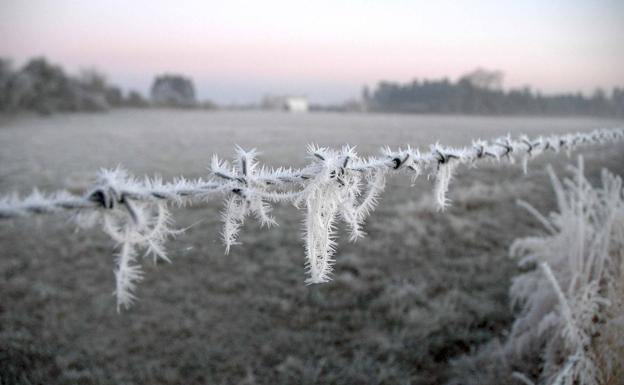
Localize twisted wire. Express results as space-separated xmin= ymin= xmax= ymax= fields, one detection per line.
xmin=3 ymin=127 xmax=623 ymax=309
xmin=1 ymin=127 xmax=622 ymax=220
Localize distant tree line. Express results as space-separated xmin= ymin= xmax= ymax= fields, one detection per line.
xmin=364 ymin=68 xmax=624 ymax=117
xmin=0 ymin=57 xmax=214 ymax=115
xmin=0 ymin=57 xmax=151 ymax=114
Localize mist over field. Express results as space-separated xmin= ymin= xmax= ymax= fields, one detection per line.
xmin=1 ymin=110 xmax=623 ymax=384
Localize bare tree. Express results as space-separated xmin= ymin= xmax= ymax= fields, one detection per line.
xmin=459 ymin=68 xmax=504 ymax=90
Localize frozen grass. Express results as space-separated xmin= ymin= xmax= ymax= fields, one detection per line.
xmin=1 ymin=110 xmax=623 ymax=384
xmin=507 ymin=157 xmax=623 ymax=385
xmin=448 ymin=158 xmax=624 ymax=385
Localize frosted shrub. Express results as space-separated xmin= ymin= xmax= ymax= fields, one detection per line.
xmin=507 ymin=157 xmax=624 ymax=385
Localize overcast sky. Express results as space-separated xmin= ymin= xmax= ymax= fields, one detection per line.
xmin=1 ymin=0 xmax=622 ymax=103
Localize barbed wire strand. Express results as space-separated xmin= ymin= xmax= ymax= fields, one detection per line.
xmin=1 ymin=127 xmax=622 ymax=310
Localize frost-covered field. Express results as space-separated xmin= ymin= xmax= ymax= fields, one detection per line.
xmin=1 ymin=110 xmax=623 ymax=384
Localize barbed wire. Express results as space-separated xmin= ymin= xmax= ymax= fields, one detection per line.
xmin=1 ymin=127 xmax=623 ymax=310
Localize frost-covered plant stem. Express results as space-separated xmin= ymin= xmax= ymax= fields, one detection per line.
xmin=508 ymin=156 xmax=624 ymax=385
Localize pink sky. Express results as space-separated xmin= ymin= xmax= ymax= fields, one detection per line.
xmin=1 ymin=0 xmax=622 ymax=103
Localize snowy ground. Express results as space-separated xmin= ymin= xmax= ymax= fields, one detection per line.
xmin=1 ymin=110 xmax=623 ymax=384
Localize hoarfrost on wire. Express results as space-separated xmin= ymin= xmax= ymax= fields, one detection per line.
xmin=0 ymin=128 xmax=622 ymax=310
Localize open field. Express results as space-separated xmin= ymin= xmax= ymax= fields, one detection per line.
xmin=1 ymin=110 xmax=623 ymax=384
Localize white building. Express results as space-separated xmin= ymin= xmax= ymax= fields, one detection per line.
xmin=283 ymin=97 xmax=308 ymax=112
xmin=261 ymin=94 xmax=309 ymax=112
